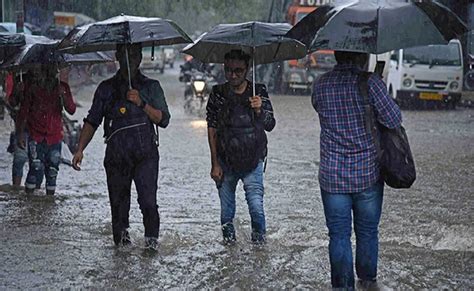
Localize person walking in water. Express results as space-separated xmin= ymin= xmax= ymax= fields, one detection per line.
xmin=312 ymin=51 xmax=402 ymax=289
xmin=72 ymin=44 xmax=170 ymax=251
xmin=206 ymin=50 xmax=276 ymax=244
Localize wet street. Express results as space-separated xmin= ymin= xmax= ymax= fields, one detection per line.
xmin=0 ymin=65 xmax=473 ymax=289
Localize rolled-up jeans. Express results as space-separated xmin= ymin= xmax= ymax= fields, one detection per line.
xmin=218 ymin=160 xmax=266 ymax=240
xmin=25 ymin=140 xmax=61 ymax=192
xmin=320 ymin=181 xmax=384 ymax=289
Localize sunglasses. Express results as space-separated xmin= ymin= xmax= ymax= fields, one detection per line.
xmin=224 ymin=66 xmax=246 ymax=75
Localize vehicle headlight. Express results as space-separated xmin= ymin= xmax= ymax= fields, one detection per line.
xmin=449 ymin=81 xmax=459 ymax=91
xmin=307 ymin=75 xmax=314 ymax=83
xmin=402 ymin=78 xmax=412 ymax=88
xmin=290 ymin=73 xmax=302 ymax=83
xmin=193 ymin=81 xmax=206 ymax=93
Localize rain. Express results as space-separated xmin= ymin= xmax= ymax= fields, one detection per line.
xmin=0 ymin=0 xmax=473 ymax=289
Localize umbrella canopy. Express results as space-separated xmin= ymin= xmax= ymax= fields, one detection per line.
xmin=0 ymin=33 xmax=27 ymax=64
xmin=182 ymin=21 xmax=306 ymax=95
xmin=182 ymin=21 xmax=306 ymax=64
xmin=1 ymin=35 xmax=57 ymax=69
xmin=1 ymin=35 xmax=115 ymax=71
xmin=57 ymin=14 xmax=192 ymax=88
xmin=0 ymin=33 xmax=25 ymax=47
xmin=286 ymin=0 xmax=468 ymax=54
xmin=57 ymin=14 xmax=192 ymax=54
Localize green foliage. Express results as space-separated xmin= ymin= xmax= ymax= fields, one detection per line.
xmin=63 ymin=0 xmax=273 ymax=40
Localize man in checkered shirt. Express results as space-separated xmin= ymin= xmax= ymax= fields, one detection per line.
xmin=312 ymin=51 xmax=402 ymax=289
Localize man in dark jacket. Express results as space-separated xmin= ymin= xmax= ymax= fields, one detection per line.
xmin=72 ymin=44 xmax=170 ymax=251
xmin=206 ymin=50 xmax=276 ymax=244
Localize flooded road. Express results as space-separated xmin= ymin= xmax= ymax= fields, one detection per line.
xmin=0 ymin=65 xmax=473 ymax=289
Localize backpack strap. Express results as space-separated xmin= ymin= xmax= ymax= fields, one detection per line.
xmin=358 ymin=72 xmax=381 ymax=158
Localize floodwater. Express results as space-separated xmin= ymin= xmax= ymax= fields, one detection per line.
xmin=0 ymin=65 xmax=472 ymax=289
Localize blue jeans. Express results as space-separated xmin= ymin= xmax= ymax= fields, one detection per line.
xmin=218 ymin=160 xmax=266 ymax=242
xmin=25 ymin=140 xmax=61 ymax=192
xmin=10 ymin=131 xmax=44 ymax=186
xmin=321 ymin=181 xmax=384 ymax=289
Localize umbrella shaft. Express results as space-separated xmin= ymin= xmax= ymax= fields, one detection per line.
xmin=125 ymin=46 xmax=132 ymax=89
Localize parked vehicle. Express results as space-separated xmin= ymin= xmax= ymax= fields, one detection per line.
xmin=140 ymin=47 xmax=166 ymax=73
xmin=0 ymin=22 xmax=32 ymax=34
xmin=163 ymin=46 xmax=178 ymax=68
xmin=268 ymin=0 xmax=335 ymax=93
xmin=280 ymin=49 xmax=336 ymax=93
xmin=386 ymin=39 xmax=463 ymax=109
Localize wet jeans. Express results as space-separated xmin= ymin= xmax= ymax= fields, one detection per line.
xmin=10 ymin=131 xmax=43 ymax=186
xmin=218 ymin=160 xmax=266 ymax=241
xmin=25 ymin=140 xmax=61 ymax=192
xmin=320 ymin=181 xmax=384 ymax=289
xmin=104 ymin=146 xmax=160 ymax=245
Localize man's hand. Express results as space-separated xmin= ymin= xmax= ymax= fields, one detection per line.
xmin=249 ymin=95 xmax=262 ymax=114
xmin=210 ymin=163 xmax=223 ymax=184
xmin=72 ymin=151 xmax=83 ymax=171
xmin=127 ymin=89 xmax=143 ymax=107
xmin=17 ymin=132 xmax=26 ymax=149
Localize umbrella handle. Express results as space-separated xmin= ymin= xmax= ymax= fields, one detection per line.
xmin=252 ymin=50 xmax=255 ymax=97
xmin=125 ymin=45 xmax=132 ymax=89
xmin=20 ymin=70 xmax=23 ymax=82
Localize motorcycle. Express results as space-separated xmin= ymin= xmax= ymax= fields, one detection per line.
xmin=179 ymin=66 xmax=217 ymax=117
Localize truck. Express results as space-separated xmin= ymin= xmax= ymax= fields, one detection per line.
xmin=386 ymin=40 xmax=463 ymax=109
xmin=279 ymin=0 xmax=335 ymax=93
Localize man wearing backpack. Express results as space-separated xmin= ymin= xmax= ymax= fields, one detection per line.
xmin=206 ymin=50 xmax=276 ymax=244
xmin=312 ymin=51 xmax=402 ymax=289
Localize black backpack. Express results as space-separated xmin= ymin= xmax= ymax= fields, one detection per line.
xmin=215 ymin=84 xmax=266 ymax=172
xmin=358 ymin=73 xmax=416 ymax=189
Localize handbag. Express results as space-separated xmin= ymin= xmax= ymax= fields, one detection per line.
xmin=358 ymin=73 xmax=416 ymax=189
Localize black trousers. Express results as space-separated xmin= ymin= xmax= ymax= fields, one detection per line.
xmin=104 ymin=146 xmax=160 ymax=245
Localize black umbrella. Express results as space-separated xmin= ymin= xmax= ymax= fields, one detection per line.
xmin=0 ymin=33 xmax=26 ymax=64
xmin=0 ymin=35 xmax=57 ymax=80
xmin=182 ymin=21 xmax=306 ymax=95
xmin=0 ymin=33 xmax=25 ymax=47
xmin=1 ymin=35 xmax=114 ymax=72
xmin=58 ymin=14 xmax=193 ymax=88
xmin=286 ymin=0 xmax=468 ymax=54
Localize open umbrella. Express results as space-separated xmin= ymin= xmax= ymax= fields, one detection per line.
xmin=0 ymin=33 xmax=26 ymax=64
xmin=182 ymin=21 xmax=306 ymax=96
xmin=58 ymin=14 xmax=193 ymax=88
xmin=286 ymin=0 xmax=468 ymax=54
xmin=0 ymin=35 xmax=58 ymax=81
xmin=1 ymin=35 xmax=114 ymax=72
xmin=0 ymin=33 xmax=25 ymax=47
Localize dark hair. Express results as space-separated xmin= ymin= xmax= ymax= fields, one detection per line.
xmin=334 ymin=51 xmax=369 ymax=66
xmin=224 ymin=49 xmax=250 ymax=67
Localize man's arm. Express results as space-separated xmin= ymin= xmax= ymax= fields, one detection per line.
xmin=127 ymin=88 xmax=163 ymax=124
xmin=72 ymin=83 xmax=106 ymax=170
xmin=252 ymin=85 xmax=276 ymax=132
xmin=206 ymin=87 xmax=223 ymax=183
xmin=208 ymin=127 xmax=223 ymax=183
xmin=72 ymin=122 xmax=97 ymax=170
xmin=369 ymin=75 xmax=402 ymax=129
xmin=130 ymin=81 xmax=170 ymax=127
